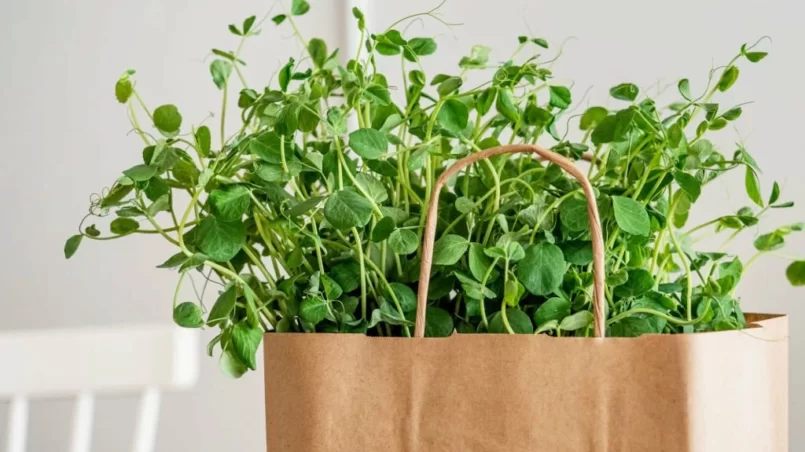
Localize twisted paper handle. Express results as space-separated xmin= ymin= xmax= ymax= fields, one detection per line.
xmin=414 ymin=145 xmax=606 ymax=338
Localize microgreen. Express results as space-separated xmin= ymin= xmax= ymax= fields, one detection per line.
xmin=66 ymin=4 xmax=799 ymax=376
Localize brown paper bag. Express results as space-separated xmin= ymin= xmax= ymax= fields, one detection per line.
xmin=264 ymin=145 xmax=789 ymax=452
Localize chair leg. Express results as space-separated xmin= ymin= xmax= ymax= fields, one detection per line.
xmin=131 ymin=387 xmax=161 ymax=452
xmin=5 ymin=396 xmax=28 ymax=452
xmin=69 ymin=392 xmax=95 ymax=452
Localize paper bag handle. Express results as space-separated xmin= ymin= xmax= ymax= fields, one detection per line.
xmin=414 ymin=144 xmax=606 ymax=338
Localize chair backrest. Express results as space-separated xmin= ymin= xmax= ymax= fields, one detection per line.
xmin=0 ymin=325 xmax=199 ymax=452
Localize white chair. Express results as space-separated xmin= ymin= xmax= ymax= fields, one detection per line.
xmin=0 ymin=325 xmax=199 ymax=452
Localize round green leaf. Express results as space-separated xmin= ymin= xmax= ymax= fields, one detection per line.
xmin=388 ymin=229 xmax=419 ymax=255
xmin=580 ymin=106 xmax=608 ymax=130
xmin=560 ymin=196 xmax=590 ymax=232
xmin=123 ymin=164 xmax=157 ymax=182
xmin=612 ymin=196 xmax=650 ymax=236
xmin=300 ymin=296 xmax=328 ymax=325
xmin=324 ymin=189 xmax=373 ymax=230
xmin=207 ymin=285 xmax=237 ymax=326
xmin=196 ymin=216 xmax=246 ymax=262
xmin=115 ymin=78 xmax=133 ymax=103
xmin=786 ymin=261 xmax=805 ymax=286
xmin=371 ymin=216 xmax=396 ymax=242
xmin=534 ymin=297 xmax=571 ymax=327
xmin=173 ymin=302 xmax=204 ymax=328
xmin=469 ymin=243 xmax=499 ymax=282
xmin=220 ymin=349 xmax=247 ymax=378
xmin=614 ymin=268 xmax=655 ymax=298
xmin=110 ymin=217 xmax=139 ymax=235
xmin=489 ymin=308 xmax=534 ymax=334
xmin=425 ymin=307 xmax=454 ymax=337
xmin=153 ymin=104 xmax=182 ymax=135
xmin=388 ymin=283 xmax=416 ymax=312
xmin=64 ymin=234 xmax=83 ymax=259
xmin=209 ymin=185 xmax=251 ymax=222
xmin=608 ymin=317 xmax=658 ymax=337
xmin=549 ymin=85 xmax=572 ymax=109
xmin=349 ymin=128 xmax=388 ymax=160
xmin=330 ymin=260 xmax=361 ymax=292
xmin=516 ymin=242 xmax=565 ymax=296
xmin=291 ymin=0 xmax=310 ymax=15
xmin=558 ymin=311 xmax=593 ymax=331
xmin=432 ymin=234 xmax=469 ymax=266
xmin=437 ymin=99 xmax=469 ymax=135
xmin=609 ymin=83 xmax=639 ymax=101
xmin=231 ymin=323 xmax=263 ymax=370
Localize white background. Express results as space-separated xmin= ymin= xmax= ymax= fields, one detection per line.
xmin=0 ymin=0 xmax=802 ymax=450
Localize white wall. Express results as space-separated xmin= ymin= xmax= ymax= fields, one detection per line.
xmin=0 ymin=0 xmax=802 ymax=450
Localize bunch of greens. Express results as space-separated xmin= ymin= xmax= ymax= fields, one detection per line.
xmin=65 ymin=0 xmax=803 ymax=377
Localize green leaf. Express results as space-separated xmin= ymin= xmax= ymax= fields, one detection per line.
xmin=560 ymin=240 xmax=593 ymax=265
xmin=291 ymin=0 xmax=310 ymax=15
xmin=673 ymin=171 xmax=701 ymax=202
xmin=349 ymin=128 xmax=388 ymax=160
xmin=532 ymin=38 xmax=549 ymax=48
xmin=591 ymin=115 xmax=618 ymax=145
xmin=404 ymin=37 xmax=437 ymax=62
xmin=560 ymin=196 xmax=590 ymax=232
xmin=678 ymin=78 xmax=691 ymax=99
xmin=209 ymin=59 xmax=233 ymax=92
xmin=468 ymin=244 xmax=498 ymax=282
xmin=610 ymin=83 xmax=639 ymax=101
xmin=195 ymin=126 xmax=211 ymax=156
xmin=196 ymin=216 xmax=246 ymax=262
xmin=436 ymin=76 xmax=463 ymax=97
xmin=388 ymin=283 xmax=416 ymax=312
xmin=745 ymin=167 xmax=763 ymax=207
xmin=371 ymin=217 xmax=396 ymax=242
xmin=157 ymin=253 xmax=186 ymax=271
xmin=352 ymin=7 xmax=365 ymax=29
xmin=354 ymin=173 xmax=388 ymax=203
xmin=612 ymin=196 xmax=650 ymax=236
xmin=64 ymin=235 xmax=83 ymax=259
xmin=308 ymin=38 xmax=328 ymax=68
xmin=489 ymin=308 xmax=533 ymax=334
xmin=115 ymin=78 xmax=133 ymax=103
xmin=278 ymin=58 xmax=294 ymax=92
xmin=535 ymin=320 xmax=558 ymax=334
xmin=330 ymin=260 xmax=361 ymax=292
xmin=437 ymin=99 xmax=469 ymax=135
xmin=425 ymin=307 xmax=454 ymax=337
xmin=173 ymin=302 xmax=204 ymax=328
xmin=534 ymin=297 xmax=571 ymax=327
xmin=432 ymin=234 xmax=469 ymax=266
xmin=516 ymin=242 xmax=565 ymax=296
xmin=209 ymin=185 xmax=251 ymax=222
xmin=718 ymin=66 xmax=739 ymax=92
xmin=242 ymin=15 xmax=256 ymax=34
xmin=608 ymin=317 xmax=657 ymax=337
xmin=321 ymin=274 xmax=343 ymax=300
xmin=769 ymin=182 xmax=780 ymax=205
xmin=614 ymin=268 xmax=655 ymax=298
xmin=549 ymin=86 xmax=572 ymax=109
xmin=388 ymin=229 xmax=419 ymax=255
xmin=300 ymin=297 xmax=328 ymax=324
xmin=220 ymin=349 xmax=247 ymax=378
xmin=786 ymin=261 xmax=805 ymax=286
xmin=123 ymin=164 xmax=157 ymax=182
xmin=110 ymin=218 xmax=139 ymax=235
xmin=745 ymin=51 xmax=768 ymax=63
xmin=207 ymin=285 xmax=237 ymax=326
xmin=271 ymin=14 xmax=287 ymax=25
xmin=495 ymin=88 xmax=519 ymax=123
xmin=754 ymin=233 xmax=784 ymax=251
xmin=559 ymin=311 xmax=593 ymax=331
xmin=153 ymin=104 xmax=182 ymax=135
xmin=324 ymin=189 xmax=373 ymax=230
xmin=580 ymin=106 xmax=608 ymax=130
xmin=231 ymin=323 xmax=263 ymax=370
